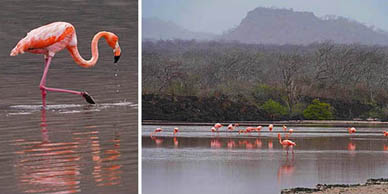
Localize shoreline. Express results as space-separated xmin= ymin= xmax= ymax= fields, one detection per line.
xmin=282 ymin=178 xmax=388 ymax=194
xmin=143 ymin=120 xmax=388 ymax=127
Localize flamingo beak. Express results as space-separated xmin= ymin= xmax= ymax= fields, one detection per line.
xmin=114 ymin=55 xmax=120 ymax=63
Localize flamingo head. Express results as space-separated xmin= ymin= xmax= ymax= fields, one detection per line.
xmin=105 ymin=32 xmax=121 ymax=63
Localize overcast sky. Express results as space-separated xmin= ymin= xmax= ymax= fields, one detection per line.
xmin=142 ymin=0 xmax=388 ymax=34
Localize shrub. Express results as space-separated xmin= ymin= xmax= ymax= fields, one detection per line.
xmin=303 ymin=99 xmax=334 ymax=120
xmin=261 ymin=99 xmax=288 ymax=120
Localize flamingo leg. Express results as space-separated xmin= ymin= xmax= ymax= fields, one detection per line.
xmin=39 ymin=56 xmax=95 ymax=104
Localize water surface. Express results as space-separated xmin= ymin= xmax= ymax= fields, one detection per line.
xmin=142 ymin=125 xmax=388 ymax=194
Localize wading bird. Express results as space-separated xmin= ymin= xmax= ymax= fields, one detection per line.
xmin=278 ymin=133 xmax=296 ymax=153
xmin=10 ymin=22 xmax=121 ymax=107
xmin=173 ymin=128 xmax=179 ymax=135
xmin=383 ymin=131 xmax=388 ymax=137
xmin=211 ymin=127 xmax=217 ymax=132
xmin=214 ymin=123 xmax=223 ymax=131
xmin=151 ymin=128 xmax=163 ymax=137
xmin=227 ymin=124 xmax=235 ymax=131
xmin=348 ymin=127 xmax=356 ymax=134
xmin=269 ymin=124 xmax=274 ymax=131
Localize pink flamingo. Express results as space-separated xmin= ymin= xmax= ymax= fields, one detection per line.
xmin=245 ymin=127 xmax=255 ymax=133
xmin=278 ymin=133 xmax=296 ymax=153
xmin=211 ymin=127 xmax=217 ymax=132
xmin=173 ymin=128 xmax=179 ymax=135
xmin=10 ymin=22 xmax=121 ymax=107
xmin=383 ymin=131 xmax=388 ymax=137
xmin=283 ymin=125 xmax=287 ymax=131
xmin=269 ymin=124 xmax=273 ymax=131
xmin=227 ymin=124 xmax=235 ymax=131
xmin=348 ymin=127 xmax=356 ymax=134
xmin=288 ymin=129 xmax=294 ymax=134
xmin=151 ymin=128 xmax=162 ymax=137
xmin=214 ymin=123 xmax=223 ymax=131
xmin=256 ymin=126 xmax=262 ymax=132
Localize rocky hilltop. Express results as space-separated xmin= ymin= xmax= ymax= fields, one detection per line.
xmin=221 ymin=7 xmax=388 ymax=45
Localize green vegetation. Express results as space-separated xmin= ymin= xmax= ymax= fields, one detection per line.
xmin=261 ymin=99 xmax=288 ymax=120
xmin=303 ymin=99 xmax=334 ymax=120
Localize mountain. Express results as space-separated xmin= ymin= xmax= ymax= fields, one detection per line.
xmin=221 ymin=7 xmax=388 ymax=45
xmin=142 ymin=18 xmax=216 ymax=41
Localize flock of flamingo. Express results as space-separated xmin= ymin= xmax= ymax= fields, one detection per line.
xmin=150 ymin=123 xmax=388 ymax=153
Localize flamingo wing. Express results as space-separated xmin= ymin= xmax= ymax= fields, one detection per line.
xmin=10 ymin=22 xmax=75 ymax=56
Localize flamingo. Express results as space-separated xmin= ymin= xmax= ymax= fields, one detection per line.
xmin=10 ymin=22 xmax=121 ymax=107
xmin=227 ymin=124 xmax=235 ymax=131
xmin=348 ymin=127 xmax=356 ymax=134
xmin=245 ymin=127 xmax=255 ymax=133
xmin=283 ymin=125 xmax=287 ymax=131
xmin=269 ymin=124 xmax=273 ymax=131
xmin=173 ymin=128 xmax=179 ymax=135
xmin=288 ymin=129 xmax=294 ymax=134
xmin=211 ymin=127 xmax=217 ymax=132
xmin=278 ymin=133 xmax=296 ymax=153
xmin=256 ymin=126 xmax=262 ymax=131
xmin=214 ymin=123 xmax=223 ymax=131
xmin=383 ymin=131 xmax=388 ymax=137
xmin=151 ymin=128 xmax=162 ymax=136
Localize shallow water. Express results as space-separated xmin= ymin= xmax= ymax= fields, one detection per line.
xmin=142 ymin=125 xmax=388 ymax=194
xmin=0 ymin=0 xmax=138 ymax=193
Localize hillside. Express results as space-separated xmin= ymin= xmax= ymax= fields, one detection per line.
xmin=221 ymin=7 xmax=388 ymax=45
xmin=142 ymin=17 xmax=216 ymax=40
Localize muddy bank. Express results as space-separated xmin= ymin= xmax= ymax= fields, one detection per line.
xmin=282 ymin=178 xmax=388 ymax=194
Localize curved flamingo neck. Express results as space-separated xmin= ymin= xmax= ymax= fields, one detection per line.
xmin=67 ymin=31 xmax=110 ymax=68
xmin=278 ymin=135 xmax=282 ymax=144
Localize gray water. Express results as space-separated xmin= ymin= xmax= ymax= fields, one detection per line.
xmin=142 ymin=125 xmax=388 ymax=194
xmin=0 ymin=0 xmax=138 ymax=193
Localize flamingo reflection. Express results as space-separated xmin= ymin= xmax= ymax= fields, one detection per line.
xmin=210 ymin=139 xmax=221 ymax=149
xmin=227 ymin=139 xmax=236 ymax=149
xmin=13 ymin=109 xmax=81 ymax=194
xmin=13 ymin=108 xmax=123 ymax=193
xmin=150 ymin=136 xmax=164 ymax=146
xmin=348 ymin=141 xmax=356 ymax=151
xmin=173 ymin=137 xmax=179 ymax=147
xmin=268 ymin=139 xmax=273 ymax=149
xmin=255 ymin=139 xmax=262 ymax=148
xmin=277 ymin=156 xmax=295 ymax=183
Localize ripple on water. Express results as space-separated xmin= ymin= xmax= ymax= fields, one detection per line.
xmin=7 ymin=102 xmax=137 ymax=115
